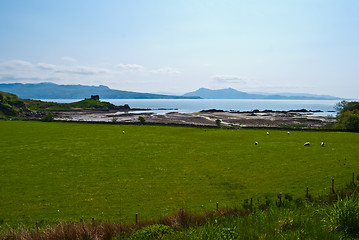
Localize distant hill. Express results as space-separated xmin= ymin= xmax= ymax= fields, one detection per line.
xmin=0 ymin=91 xmax=131 ymax=118
xmin=183 ymin=88 xmax=342 ymax=100
xmin=0 ymin=83 xmax=200 ymax=99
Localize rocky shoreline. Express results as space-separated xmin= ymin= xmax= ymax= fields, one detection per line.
xmin=51 ymin=108 xmax=337 ymax=128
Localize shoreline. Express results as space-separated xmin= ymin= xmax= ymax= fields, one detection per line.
xmin=50 ymin=108 xmax=337 ymax=129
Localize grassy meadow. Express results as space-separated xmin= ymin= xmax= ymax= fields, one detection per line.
xmin=0 ymin=120 xmax=358 ymax=227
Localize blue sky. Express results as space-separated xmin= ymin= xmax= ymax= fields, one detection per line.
xmin=0 ymin=0 xmax=358 ymax=98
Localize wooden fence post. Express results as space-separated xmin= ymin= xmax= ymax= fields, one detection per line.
xmin=279 ymin=193 xmax=282 ymax=207
xmin=353 ymin=172 xmax=355 ymax=185
xmin=250 ymin=197 xmax=253 ymax=212
xmin=216 ymin=202 xmax=219 ymax=211
xmin=136 ymin=213 xmax=138 ymax=224
xmin=36 ymin=221 xmax=39 ymax=234
xmin=332 ymin=178 xmax=335 ymax=193
xmin=92 ymin=217 xmax=94 ymax=225
xmin=306 ymin=186 xmax=309 ymax=199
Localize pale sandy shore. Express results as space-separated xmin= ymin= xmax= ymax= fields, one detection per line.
xmin=52 ymin=109 xmax=337 ymax=128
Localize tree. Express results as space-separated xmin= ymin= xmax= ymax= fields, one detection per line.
xmin=346 ymin=114 xmax=359 ymax=130
xmin=335 ymin=101 xmax=359 ymax=130
xmin=215 ymin=119 xmax=221 ymax=128
xmin=138 ymin=116 xmax=146 ymax=124
xmin=338 ymin=110 xmax=359 ymax=130
xmin=335 ymin=100 xmax=359 ymax=115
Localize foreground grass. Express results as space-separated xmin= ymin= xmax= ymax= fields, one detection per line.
xmin=2 ymin=193 xmax=359 ymax=239
xmin=0 ymin=120 xmax=359 ymax=228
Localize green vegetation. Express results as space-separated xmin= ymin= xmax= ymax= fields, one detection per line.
xmin=1 ymin=121 xmax=359 ymax=230
xmin=323 ymin=194 xmax=359 ymax=238
xmin=0 ymin=91 xmax=129 ymax=119
xmin=128 ymin=196 xmax=358 ymax=240
xmin=130 ymin=224 xmax=174 ymax=239
xmin=335 ymin=100 xmax=359 ymax=130
xmin=2 ymin=191 xmax=359 ymax=239
xmin=42 ymin=112 xmax=55 ymax=122
xmin=138 ymin=116 xmax=146 ymax=124
xmin=0 ymin=91 xmax=29 ymax=117
xmin=25 ymin=97 xmax=125 ymax=111
xmin=215 ymin=119 xmax=221 ymax=128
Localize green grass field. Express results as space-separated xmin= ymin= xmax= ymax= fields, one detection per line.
xmin=0 ymin=121 xmax=358 ymax=227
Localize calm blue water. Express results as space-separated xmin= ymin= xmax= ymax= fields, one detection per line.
xmin=42 ymin=99 xmax=345 ymax=113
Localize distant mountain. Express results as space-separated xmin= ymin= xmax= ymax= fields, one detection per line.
xmin=251 ymin=91 xmax=342 ymax=99
xmin=0 ymin=83 xmax=200 ymax=99
xmin=183 ymin=88 xmax=342 ymax=100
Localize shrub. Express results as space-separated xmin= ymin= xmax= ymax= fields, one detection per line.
xmin=337 ymin=110 xmax=359 ymax=130
xmin=42 ymin=112 xmax=55 ymax=122
xmin=215 ymin=119 xmax=221 ymax=128
xmin=138 ymin=116 xmax=146 ymax=124
xmin=131 ymin=224 xmax=173 ymax=239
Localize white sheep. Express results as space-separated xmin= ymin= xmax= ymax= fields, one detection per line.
xmin=122 ymin=131 xmax=125 ymax=134
xmin=267 ymin=132 xmax=269 ymax=135
xmin=255 ymin=141 xmax=258 ymax=145
xmin=304 ymin=142 xmax=310 ymax=146
xmin=321 ymin=142 xmax=325 ymax=147
xmin=288 ymin=132 xmax=290 ymax=135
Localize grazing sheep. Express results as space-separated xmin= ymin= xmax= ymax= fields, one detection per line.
xmin=304 ymin=142 xmax=310 ymax=146
xmin=267 ymin=132 xmax=269 ymax=135
xmin=288 ymin=132 xmax=290 ymax=135
xmin=122 ymin=131 xmax=125 ymax=134
xmin=321 ymin=142 xmax=325 ymax=147
xmin=255 ymin=141 xmax=258 ymax=145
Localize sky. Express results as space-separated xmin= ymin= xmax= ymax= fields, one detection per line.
xmin=0 ymin=0 xmax=358 ymax=98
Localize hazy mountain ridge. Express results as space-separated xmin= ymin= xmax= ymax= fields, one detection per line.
xmin=0 ymin=83 xmax=200 ymax=99
xmin=183 ymin=88 xmax=342 ymax=100
xmin=0 ymin=83 xmax=343 ymax=100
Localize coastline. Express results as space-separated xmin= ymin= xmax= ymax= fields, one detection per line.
xmin=51 ymin=108 xmax=337 ymax=129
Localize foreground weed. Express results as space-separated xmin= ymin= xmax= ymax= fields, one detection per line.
xmin=130 ymin=224 xmax=173 ymax=239
xmin=323 ymin=195 xmax=359 ymax=239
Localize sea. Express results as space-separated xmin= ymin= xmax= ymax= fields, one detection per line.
xmin=41 ymin=99 xmax=350 ymax=116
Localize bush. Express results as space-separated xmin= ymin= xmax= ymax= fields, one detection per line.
xmin=42 ymin=112 xmax=55 ymax=122
xmin=131 ymin=224 xmax=173 ymax=239
xmin=215 ymin=119 xmax=221 ymax=128
xmin=138 ymin=116 xmax=146 ymax=124
xmin=337 ymin=110 xmax=359 ymax=130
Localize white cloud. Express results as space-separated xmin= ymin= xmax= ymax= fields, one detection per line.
xmin=0 ymin=59 xmax=183 ymax=92
xmin=116 ymin=63 xmax=145 ymax=72
xmin=116 ymin=63 xmax=180 ymax=75
xmin=0 ymin=59 xmax=113 ymax=86
xmin=149 ymin=67 xmax=180 ymax=75
xmin=0 ymin=75 xmax=60 ymax=83
xmin=56 ymin=66 xmax=111 ymax=75
xmin=2 ymin=60 xmax=34 ymax=69
xmin=212 ymin=74 xmax=246 ymax=83
xmin=37 ymin=63 xmax=57 ymax=70
xmin=61 ymin=57 xmax=77 ymax=62
xmin=36 ymin=62 xmax=111 ymax=75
